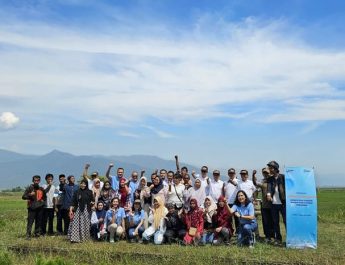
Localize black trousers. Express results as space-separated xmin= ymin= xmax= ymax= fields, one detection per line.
xmin=261 ymin=207 xmax=274 ymax=239
xmin=56 ymin=208 xmax=70 ymax=234
xmin=42 ymin=208 xmax=54 ymax=235
xmin=26 ymin=207 xmax=43 ymax=236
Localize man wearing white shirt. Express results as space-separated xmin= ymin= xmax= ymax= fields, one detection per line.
xmin=207 ymin=169 xmax=224 ymax=202
xmin=223 ymin=168 xmax=239 ymax=233
xmin=82 ymin=164 xmax=104 ymax=190
xmin=237 ymin=169 xmax=256 ymax=201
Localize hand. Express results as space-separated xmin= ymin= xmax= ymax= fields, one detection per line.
xmin=252 ymin=170 xmax=257 ymax=175
xmin=234 ymin=212 xmax=241 ymax=218
xmin=216 ymin=227 xmax=222 ymax=233
xmin=30 ymin=191 xmax=35 ymax=196
xmin=54 ymin=207 xmax=59 ymax=213
xmin=109 ymin=163 xmax=114 ymax=168
xmin=253 ymin=200 xmax=258 ymax=206
xmin=224 ymin=198 xmax=228 ymax=204
xmin=99 ymin=218 xmax=104 ymax=223
xmin=149 ymin=207 xmax=155 ymax=214
xmin=267 ymin=194 xmax=272 ymax=201
xmin=191 ymin=170 xmax=196 ymax=176
xmin=85 ymin=163 xmax=90 ymax=169
xmin=69 ymin=211 xmax=74 ymax=220
xmin=174 ymin=155 xmax=178 ymax=160
xmin=184 ymin=208 xmax=188 ymax=214
xmin=133 ymin=229 xmax=138 ymax=236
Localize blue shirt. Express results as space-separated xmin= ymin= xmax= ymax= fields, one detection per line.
xmin=231 ymin=203 xmax=257 ymax=225
xmin=105 ymin=207 xmax=126 ymax=226
xmin=128 ymin=180 xmax=139 ymax=204
xmin=110 ymin=175 xmax=125 ymax=192
xmin=127 ymin=209 xmax=144 ymax=226
xmin=62 ymin=184 xmax=79 ymax=209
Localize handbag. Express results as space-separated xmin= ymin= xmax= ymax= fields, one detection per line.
xmin=188 ymin=227 xmax=197 ymax=236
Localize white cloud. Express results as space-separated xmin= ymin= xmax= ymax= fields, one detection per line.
xmin=142 ymin=126 xmax=174 ymax=139
xmin=0 ymin=112 xmax=20 ymax=129
xmin=0 ymin=15 xmax=345 ymax=131
xmin=117 ymin=131 xmax=140 ymax=138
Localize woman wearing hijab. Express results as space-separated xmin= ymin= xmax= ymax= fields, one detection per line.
xmin=182 ymin=198 xmax=204 ymax=245
xmin=105 ymin=197 xmax=126 ymax=243
xmin=150 ymin=174 xmax=166 ymax=206
xmin=201 ymin=196 xmax=217 ymax=245
xmin=68 ymin=179 xmax=94 ymax=243
xmin=92 ymin=178 xmax=102 ymax=205
xmin=91 ymin=201 xmax=107 ymax=240
xmin=116 ymin=178 xmax=131 ymax=210
xmin=229 ymin=190 xmax=258 ymax=248
xmin=184 ymin=178 xmax=206 ymax=210
xmin=99 ymin=180 xmax=116 ymax=210
xmin=139 ymin=176 xmax=152 ymax=229
xmin=212 ymin=196 xmax=233 ymax=245
xmin=142 ymin=196 xmax=168 ymax=244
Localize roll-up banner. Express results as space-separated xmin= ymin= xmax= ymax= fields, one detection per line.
xmin=285 ymin=167 xmax=317 ymax=249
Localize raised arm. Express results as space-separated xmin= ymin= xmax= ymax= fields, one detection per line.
xmin=174 ymin=155 xmax=180 ymax=173
xmin=105 ymin=163 xmax=114 ymax=180
xmin=83 ymin=163 xmax=90 ymax=180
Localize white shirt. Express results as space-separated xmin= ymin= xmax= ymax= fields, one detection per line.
xmin=237 ymin=179 xmax=256 ymax=200
xmin=207 ymin=179 xmax=224 ymax=202
xmin=224 ymin=179 xmax=238 ymax=204
xmin=43 ymin=184 xmax=57 ymax=208
xmin=165 ymin=183 xmax=185 ymax=207
xmin=272 ymin=177 xmax=282 ymax=205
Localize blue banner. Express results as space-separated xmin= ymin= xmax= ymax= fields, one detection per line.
xmin=285 ymin=167 xmax=317 ymax=249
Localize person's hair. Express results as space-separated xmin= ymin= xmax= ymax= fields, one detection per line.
xmin=110 ymin=197 xmax=119 ymax=206
xmin=151 ymin=173 xmax=158 ymax=179
xmin=234 ymin=190 xmax=251 ymax=207
xmin=32 ymin=175 xmax=41 ymax=182
xmin=45 ymin=173 xmax=54 ymax=180
xmin=181 ymin=166 xmax=188 ymax=172
xmin=174 ymin=172 xmax=182 ymax=179
xmin=80 ymin=179 xmax=88 ymax=188
xmin=160 ymin=169 xmax=167 ymax=174
xmin=58 ymin=174 xmax=65 ymax=179
xmin=97 ymin=201 xmax=104 ymax=208
xmin=167 ymin=170 xmax=174 ymax=175
xmin=201 ymin=166 xmax=208 ymax=171
xmin=117 ymin=167 xmax=124 ymax=172
xmin=132 ymin=201 xmax=142 ymax=212
xmin=67 ymin=175 xmax=74 ymax=181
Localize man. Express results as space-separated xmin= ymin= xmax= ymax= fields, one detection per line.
xmin=223 ymin=168 xmax=239 ymax=232
xmin=237 ymin=169 xmax=256 ymax=201
xmin=83 ymin=163 xmax=104 ymax=190
xmin=266 ymin=160 xmax=286 ymax=245
xmin=167 ymin=171 xmax=174 ymax=186
xmin=207 ymin=170 xmax=224 ymax=202
xmin=41 ymin=173 xmax=56 ymax=236
xmin=61 ymin=175 xmax=79 ymax=235
xmin=106 ymin=163 xmax=126 ymax=192
xmin=159 ymin=169 xmax=168 ymax=188
xmin=22 ymin=175 xmax=46 ymax=239
xmin=55 ymin=174 xmax=66 ymax=235
xmin=253 ymin=168 xmax=274 ymax=242
xmin=191 ymin=166 xmax=209 ymax=189
xmin=128 ymin=171 xmax=139 ymax=204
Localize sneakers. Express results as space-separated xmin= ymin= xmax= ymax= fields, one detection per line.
xmin=109 ymin=237 xmax=115 ymax=243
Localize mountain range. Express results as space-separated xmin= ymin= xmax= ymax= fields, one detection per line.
xmin=0 ymin=149 xmax=198 ymax=189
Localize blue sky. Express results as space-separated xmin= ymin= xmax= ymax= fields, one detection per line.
xmin=0 ymin=0 xmax=345 ymax=185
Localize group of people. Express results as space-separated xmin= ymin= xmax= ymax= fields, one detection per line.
xmin=22 ymin=159 xmax=286 ymax=248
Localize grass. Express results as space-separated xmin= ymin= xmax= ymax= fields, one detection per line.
xmin=0 ymin=189 xmax=344 ymax=265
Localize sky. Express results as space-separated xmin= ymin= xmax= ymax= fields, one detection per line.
xmin=0 ymin=0 xmax=345 ymax=185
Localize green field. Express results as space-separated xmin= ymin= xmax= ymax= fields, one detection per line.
xmin=0 ymin=189 xmax=344 ymax=265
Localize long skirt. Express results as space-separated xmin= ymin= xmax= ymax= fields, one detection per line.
xmin=68 ymin=207 xmax=91 ymax=242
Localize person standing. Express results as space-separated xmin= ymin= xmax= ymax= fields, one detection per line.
xmin=253 ymin=168 xmax=274 ymax=242
xmin=128 ymin=171 xmax=139 ymax=205
xmin=266 ymin=161 xmax=286 ymax=245
xmin=41 ymin=173 xmax=57 ymax=236
xmin=68 ymin=179 xmax=94 ymax=243
xmin=83 ymin=164 xmax=104 ymax=190
xmin=191 ymin=166 xmax=209 ymax=189
xmin=55 ymin=174 xmax=66 ymax=235
xmin=207 ymin=170 xmax=224 ymax=202
xmin=237 ymin=169 xmax=256 ymax=201
xmin=223 ymin=168 xmax=239 ymax=233
xmin=22 ymin=175 xmax=46 ymax=239
xmin=165 ymin=173 xmax=185 ymax=209
xmin=61 ymin=175 xmax=79 ymax=235
xmin=106 ymin=164 xmax=126 ymax=192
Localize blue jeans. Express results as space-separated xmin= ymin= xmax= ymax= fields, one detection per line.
xmin=237 ymin=222 xmax=257 ymax=246
xmin=128 ymin=226 xmax=144 ymax=238
xmin=201 ymin=231 xmax=214 ymax=244
xmin=271 ymin=204 xmax=286 ymax=241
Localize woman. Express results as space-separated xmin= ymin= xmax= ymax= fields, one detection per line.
xmin=68 ymin=179 xmax=94 ymax=243
xmin=229 ymin=190 xmax=258 ymax=248
xmin=91 ymin=201 xmax=107 ymax=240
xmin=212 ymin=196 xmax=233 ymax=245
xmin=117 ymin=178 xmax=131 ymax=210
xmin=105 ymin=197 xmax=126 ymax=243
xmin=182 ymin=198 xmax=204 ymax=245
xmin=165 ymin=173 xmax=185 ymax=209
xmin=139 ymin=176 xmax=152 ymax=229
xmin=201 ymin=196 xmax=217 ymax=245
xmin=99 ymin=180 xmax=116 ymax=210
xmin=142 ymin=196 xmax=168 ymax=244
xmin=150 ymin=174 xmax=165 ymax=206
xmin=184 ymin=178 xmax=206 ymax=210
xmin=92 ymin=178 xmax=102 ymax=205
xmin=127 ymin=199 xmax=145 ymax=243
